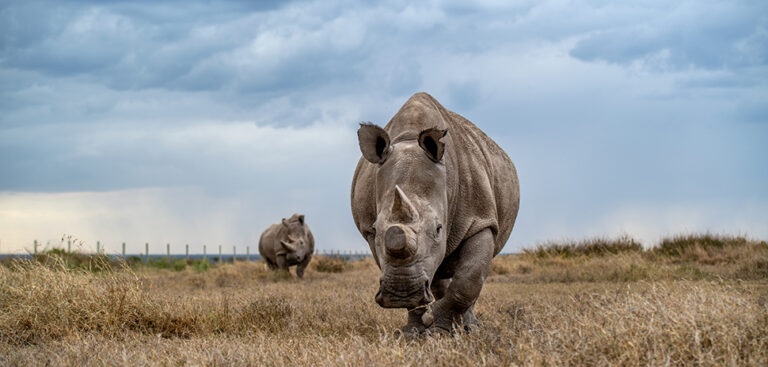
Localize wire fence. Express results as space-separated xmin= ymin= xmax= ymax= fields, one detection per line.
xmin=0 ymin=239 xmax=373 ymax=262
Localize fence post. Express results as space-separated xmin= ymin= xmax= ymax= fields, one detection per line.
xmin=218 ymin=245 xmax=222 ymax=264
xmin=247 ymin=246 xmax=250 ymax=261
xmin=144 ymin=243 xmax=149 ymax=264
xmin=166 ymin=243 xmax=170 ymax=262
xmin=122 ymin=242 xmax=126 ymax=258
xmin=96 ymin=241 xmax=100 ymax=256
xmin=185 ymin=244 xmax=189 ymax=261
xmin=67 ymin=239 xmax=71 ymax=253
xmin=203 ymin=245 xmax=207 ymax=261
xmin=233 ymin=246 xmax=236 ymax=263
xmin=34 ymin=240 xmax=38 ymax=255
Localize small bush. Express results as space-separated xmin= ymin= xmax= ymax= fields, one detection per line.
xmin=491 ymin=261 xmax=512 ymax=275
xmin=525 ymin=235 xmax=643 ymax=258
xmin=608 ymin=263 xmax=652 ymax=282
xmin=654 ymin=234 xmax=748 ymax=257
xmin=193 ymin=259 xmax=211 ymax=272
xmin=312 ymin=256 xmax=348 ymax=273
xmin=145 ymin=258 xmax=189 ymax=271
xmin=735 ymin=259 xmax=768 ymax=280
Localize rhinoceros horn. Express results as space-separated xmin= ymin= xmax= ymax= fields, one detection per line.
xmin=280 ymin=240 xmax=297 ymax=252
xmin=390 ymin=185 xmax=417 ymax=224
xmin=385 ymin=225 xmax=416 ymax=259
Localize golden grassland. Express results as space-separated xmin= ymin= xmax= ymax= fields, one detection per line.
xmin=1 ymin=234 xmax=767 ymax=366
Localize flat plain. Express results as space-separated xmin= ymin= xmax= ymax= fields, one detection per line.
xmin=1 ymin=234 xmax=766 ymax=366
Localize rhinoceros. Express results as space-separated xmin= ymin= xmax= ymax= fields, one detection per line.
xmin=258 ymin=213 xmax=315 ymax=278
xmin=351 ymin=92 xmax=519 ymax=334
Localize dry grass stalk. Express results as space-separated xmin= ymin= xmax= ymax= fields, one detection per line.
xmin=1 ymin=235 xmax=766 ymax=366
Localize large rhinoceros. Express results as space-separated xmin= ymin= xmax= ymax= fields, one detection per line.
xmin=258 ymin=213 xmax=315 ymax=278
xmin=351 ymin=92 xmax=519 ymax=334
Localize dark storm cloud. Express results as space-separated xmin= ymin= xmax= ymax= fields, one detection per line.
xmin=1 ymin=0 xmax=767 ymax=251
xmin=0 ymin=0 xmax=300 ymax=90
xmin=569 ymin=1 xmax=768 ymax=70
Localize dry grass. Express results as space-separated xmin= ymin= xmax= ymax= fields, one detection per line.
xmin=311 ymin=255 xmax=350 ymax=273
xmin=1 ymin=235 xmax=767 ymax=366
xmin=524 ymin=234 xmax=643 ymax=258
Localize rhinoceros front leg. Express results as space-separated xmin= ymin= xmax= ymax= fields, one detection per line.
xmin=398 ymin=277 xmax=453 ymax=338
xmin=398 ymin=307 xmax=429 ymax=337
xmin=265 ymin=257 xmax=278 ymax=270
xmin=430 ymin=227 xmax=494 ymax=333
xmin=296 ymin=255 xmax=311 ymax=279
xmin=275 ymin=254 xmax=290 ymax=273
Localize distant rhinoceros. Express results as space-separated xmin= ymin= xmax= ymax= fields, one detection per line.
xmin=259 ymin=213 xmax=315 ymax=278
xmin=351 ymin=92 xmax=519 ymax=334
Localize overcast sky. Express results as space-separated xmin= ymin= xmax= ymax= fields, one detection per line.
xmin=1 ymin=0 xmax=766 ymax=254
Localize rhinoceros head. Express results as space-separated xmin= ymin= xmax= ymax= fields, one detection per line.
xmin=280 ymin=214 xmax=310 ymax=265
xmin=358 ymin=123 xmax=448 ymax=309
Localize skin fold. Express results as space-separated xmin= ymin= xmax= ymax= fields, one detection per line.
xmin=351 ymin=92 xmax=520 ymax=335
xmin=259 ymin=213 xmax=315 ymax=278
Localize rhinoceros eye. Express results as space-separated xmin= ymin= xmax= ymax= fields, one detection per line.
xmin=436 ymin=224 xmax=442 ymax=236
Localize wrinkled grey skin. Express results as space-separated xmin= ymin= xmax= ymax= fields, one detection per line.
xmin=351 ymin=92 xmax=519 ymax=335
xmin=258 ymin=213 xmax=315 ymax=278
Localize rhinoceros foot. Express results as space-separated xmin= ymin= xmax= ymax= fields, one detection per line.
xmin=461 ymin=306 xmax=480 ymax=332
xmin=395 ymin=323 xmax=427 ymax=341
xmin=428 ymin=306 xmax=480 ymax=335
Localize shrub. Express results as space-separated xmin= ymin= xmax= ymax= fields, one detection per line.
xmin=525 ymin=235 xmax=643 ymax=258
xmin=311 ymin=256 xmax=348 ymax=273
xmin=193 ymin=259 xmax=211 ymax=272
xmin=654 ymin=234 xmax=749 ymax=256
xmin=144 ymin=257 xmax=189 ymax=271
xmin=491 ymin=261 xmax=512 ymax=275
xmin=735 ymin=259 xmax=768 ymax=280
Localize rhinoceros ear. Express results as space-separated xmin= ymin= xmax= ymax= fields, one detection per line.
xmin=358 ymin=122 xmax=390 ymax=164
xmin=297 ymin=214 xmax=305 ymax=225
xmin=281 ymin=218 xmax=287 ymax=227
xmin=418 ymin=128 xmax=447 ymax=162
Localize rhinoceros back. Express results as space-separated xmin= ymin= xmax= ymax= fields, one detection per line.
xmin=442 ymin=109 xmax=519 ymax=256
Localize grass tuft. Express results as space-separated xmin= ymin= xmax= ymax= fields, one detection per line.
xmin=311 ymin=255 xmax=349 ymax=273
xmin=524 ymin=235 xmax=643 ymax=258
xmin=655 ymin=233 xmax=748 ymax=255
